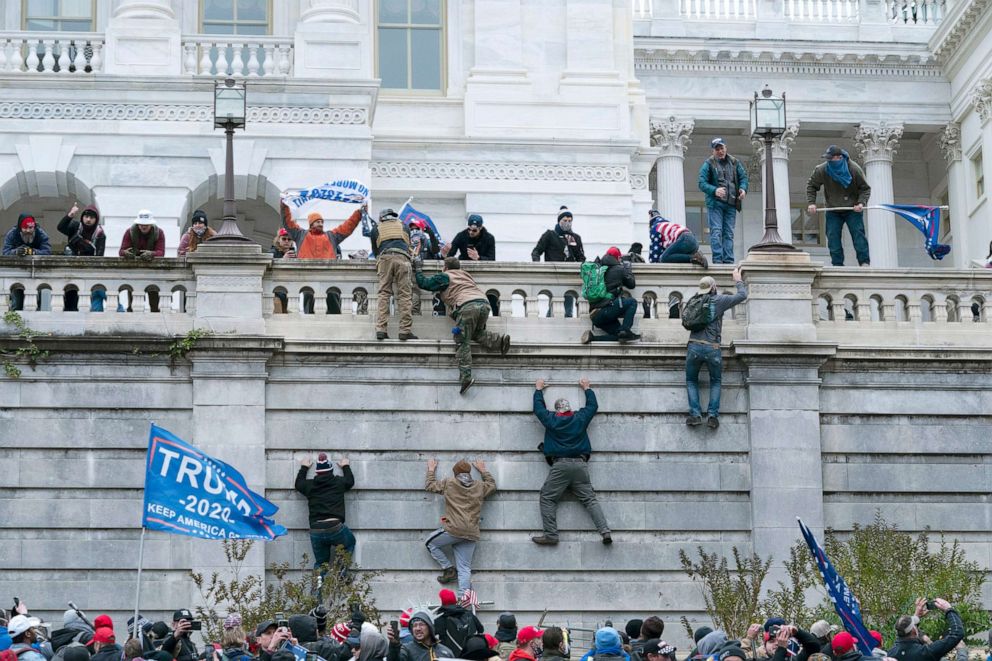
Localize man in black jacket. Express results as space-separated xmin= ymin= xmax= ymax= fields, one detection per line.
xmin=159 ymin=610 xmax=198 ymax=661
xmin=889 ymin=598 xmax=963 ymax=661
xmin=532 ymin=206 xmax=585 ymax=318
xmin=581 ymin=248 xmax=639 ymax=344
xmin=447 ymin=214 xmax=495 ymax=262
xmin=433 ymin=589 xmax=484 ymax=657
xmin=296 ymin=453 xmax=357 ymax=579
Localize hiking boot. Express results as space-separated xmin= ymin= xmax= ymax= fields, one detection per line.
xmin=707 ymin=416 xmax=720 ymax=430
xmin=690 ymin=251 xmax=709 ymax=269
xmin=399 ymin=332 xmax=418 ymax=341
xmin=601 ymin=532 xmax=613 ymax=545
xmin=685 ymin=415 xmax=704 ymax=426
xmin=531 ymin=535 xmax=559 ymax=546
xmin=436 ymin=567 xmax=457 ymax=584
xmin=500 ymin=335 xmax=511 ymax=356
xmin=618 ymin=330 xmax=641 ymax=343
xmin=459 ymin=378 xmax=475 ymax=395
xmin=580 ymin=330 xmax=593 ymax=345
xmin=376 ymin=331 xmax=388 ymax=341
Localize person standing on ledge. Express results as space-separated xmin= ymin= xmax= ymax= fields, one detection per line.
xmin=531 ymin=377 xmax=612 ymax=546
xmin=371 ymin=208 xmax=416 ymax=341
xmin=697 ymin=138 xmax=748 ymax=265
xmin=806 ymin=144 xmax=872 ymax=267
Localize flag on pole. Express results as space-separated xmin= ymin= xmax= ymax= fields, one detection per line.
xmin=281 ymin=180 xmax=369 ymax=208
xmin=878 ymin=204 xmax=951 ymax=260
xmin=142 ymin=424 xmax=287 ymax=540
xmin=797 ymin=518 xmax=875 ymax=655
xmin=399 ymin=200 xmax=445 ymax=246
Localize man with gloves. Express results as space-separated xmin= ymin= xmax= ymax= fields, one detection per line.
xmin=119 ymin=210 xmax=165 ymax=260
xmin=806 ymin=144 xmax=872 ymax=266
xmin=3 ymin=214 xmax=52 ymax=257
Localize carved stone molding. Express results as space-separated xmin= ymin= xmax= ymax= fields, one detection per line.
xmin=971 ymin=78 xmax=992 ymax=125
xmin=0 ymin=103 xmax=368 ymax=125
xmin=370 ymin=162 xmax=629 ymax=183
xmin=938 ymin=123 xmax=962 ymax=164
xmin=635 ymin=50 xmax=942 ymax=79
xmin=649 ymin=116 xmax=694 ymax=157
xmin=932 ymin=0 xmax=992 ymax=62
xmin=629 ymin=174 xmax=648 ymax=190
xmin=855 ymin=121 xmax=904 ymax=163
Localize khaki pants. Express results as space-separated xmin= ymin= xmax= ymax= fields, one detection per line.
xmin=376 ymin=253 xmax=413 ymax=334
xmin=454 ymin=300 xmax=504 ymax=383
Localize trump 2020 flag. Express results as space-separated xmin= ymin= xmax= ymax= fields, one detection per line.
xmin=798 ymin=518 xmax=874 ymax=655
xmin=878 ymin=204 xmax=951 ymax=260
xmin=399 ymin=201 xmax=445 ymax=244
xmin=142 ymin=424 xmax=286 ymax=541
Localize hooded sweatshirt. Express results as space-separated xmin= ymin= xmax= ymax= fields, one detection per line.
xmin=696 ymin=631 xmax=728 ymax=659
xmin=280 ymin=202 xmax=362 ymax=259
xmin=295 ymin=465 xmax=355 ymax=526
xmin=359 ymin=631 xmax=389 ymax=661
xmin=3 ymin=213 xmax=53 ymax=255
xmin=387 ymin=612 xmax=454 ymax=661
xmin=58 ymin=206 xmax=105 ymax=256
xmin=424 ymin=466 xmax=496 ymax=541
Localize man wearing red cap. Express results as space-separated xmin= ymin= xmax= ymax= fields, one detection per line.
xmin=433 ymin=589 xmax=483 ymax=657
xmin=90 ymin=628 xmax=122 ymax=661
xmin=508 ymin=627 xmax=543 ymax=661
xmin=3 ymin=213 xmax=52 ymax=257
xmin=296 ymin=453 xmax=356 ymax=581
xmin=581 ymin=247 xmax=639 ymax=344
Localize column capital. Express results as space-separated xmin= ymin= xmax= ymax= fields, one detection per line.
xmin=855 ymin=121 xmax=903 ymax=163
xmin=112 ymin=0 xmax=176 ymax=20
xmin=938 ymin=123 xmax=962 ymax=164
xmin=971 ymin=78 xmax=992 ymax=125
xmin=751 ymin=121 xmax=801 ymax=161
xmin=649 ymin=116 xmax=694 ymax=157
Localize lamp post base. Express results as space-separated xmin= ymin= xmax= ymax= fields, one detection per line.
xmin=749 ymin=227 xmax=799 ymax=252
xmin=207 ymin=215 xmax=253 ymax=243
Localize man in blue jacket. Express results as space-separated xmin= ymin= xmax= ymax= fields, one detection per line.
xmin=697 ymin=138 xmax=748 ymax=264
xmin=531 ymin=377 xmax=611 ymax=546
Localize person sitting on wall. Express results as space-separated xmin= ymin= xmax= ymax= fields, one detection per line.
xmin=581 ymin=247 xmax=640 ymax=344
xmin=58 ymin=203 xmax=105 ymax=257
xmin=119 ymin=210 xmax=165 ymax=260
xmin=177 ymin=210 xmax=216 ymax=256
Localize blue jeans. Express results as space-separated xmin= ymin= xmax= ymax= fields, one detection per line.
xmin=707 ymin=204 xmax=737 ymax=264
xmin=685 ymin=342 xmax=723 ymax=417
xmin=310 ymin=524 xmax=356 ymax=572
xmin=825 ymin=211 xmax=870 ymax=266
xmin=660 ymin=232 xmax=699 ymax=263
xmin=590 ymin=297 xmax=637 ymax=340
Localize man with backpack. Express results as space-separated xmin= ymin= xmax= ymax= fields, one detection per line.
xmin=580 ymin=247 xmax=639 ymax=344
xmin=433 ymin=589 xmax=484 ymax=658
xmin=682 ymin=266 xmax=747 ymax=429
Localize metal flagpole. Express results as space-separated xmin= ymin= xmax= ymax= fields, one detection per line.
xmin=816 ymin=205 xmax=949 ymax=212
xmin=399 ymin=196 xmax=414 ymax=217
xmin=132 ymin=526 xmax=146 ymax=643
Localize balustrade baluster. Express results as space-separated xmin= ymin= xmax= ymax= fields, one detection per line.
xmin=882 ymin=301 xmax=896 ymax=321
xmin=23 ymin=289 xmax=38 ymax=312
xmin=105 ymin=291 xmax=118 ymax=313
xmin=26 ymin=41 xmax=40 ymax=72
xmin=215 ymin=44 xmax=230 ymax=76
xmin=51 ymin=292 xmax=65 ymax=312
xmin=132 ymin=291 xmax=147 ymax=313
xmin=0 ymin=291 xmax=8 ymax=313
xmin=315 ymin=292 xmax=328 ymax=315
xmin=183 ymin=43 xmax=198 ymax=74
xmin=830 ymin=301 xmax=845 ymax=321
xmin=199 ymin=44 xmax=213 ymax=75
xmin=72 ymin=41 xmax=86 ymax=71
xmin=89 ymin=42 xmax=102 ymax=71
xmin=287 ymin=292 xmax=300 ymax=315
xmin=277 ymin=45 xmax=291 ymax=75
xmin=57 ymin=41 xmax=71 ymax=73
xmin=41 ymin=40 xmax=55 ymax=72
xmin=262 ymin=44 xmax=275 ymax=76
xmin=246 ymin=44 xmax=260 ymax=77
xmin=230 ymin=45 xmax=245 ymax=77
xmin=0 ymin=41 xmax=8 ymax=72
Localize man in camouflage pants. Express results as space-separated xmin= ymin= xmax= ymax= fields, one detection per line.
xmin=371 ymin=208 xmax=416 ymax=340
xmin=415 ymin=257 xmax=511 ymax=394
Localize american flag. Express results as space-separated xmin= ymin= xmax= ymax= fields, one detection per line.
xmin=459 ymin=589 xmax=480 ymax=608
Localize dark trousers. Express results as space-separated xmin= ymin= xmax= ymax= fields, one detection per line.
xmin=825 ymin=210 xmax=870 ymax=266
xmin=660 ymin=232 xmax=699 ymax=263
xmin=310 ymin=524 xmax=356 ymax=571
xmin=589 ymin=297 xmax=637 ymax=341
xmin=539 ymin=459 xmax=610 ymax=539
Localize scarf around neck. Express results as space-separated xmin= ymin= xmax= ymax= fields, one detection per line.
xmin=826 ymin=152 xmax=853 ymax=187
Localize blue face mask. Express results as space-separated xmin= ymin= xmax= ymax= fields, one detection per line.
xmin=826 ymin=154 xmax=853 ymax=187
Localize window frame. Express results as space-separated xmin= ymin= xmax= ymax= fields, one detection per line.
xmin=790 ymin=205 xmax=824 ymax=247
xmin=973 ymin=150 xmax=985 ymax=201
xmin=199 ymin=0 xmax=273 ymax=36
xmin=374 ymin=0 xmax=447 ymax=95
xmin=21 ymin=0 xmax=96 ymax=31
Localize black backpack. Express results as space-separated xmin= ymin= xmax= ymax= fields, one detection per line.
xmin=681 ymin=293 xmax=716 ymax=331
xmin=437 ymin=610 xmax=477 ymax=656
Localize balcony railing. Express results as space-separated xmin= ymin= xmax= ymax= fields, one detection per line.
xmin=638 ymin=0 xmax=951 ymax=26
xmin=784 ymin=0 xmax=860 ymax=22
xmin=181 ymin=36 xmax=293 ymax=77
xmin=681 ymin=0 xmax=759 ymax=20
xmin=0 ymin=32 xmax=103 ymax=74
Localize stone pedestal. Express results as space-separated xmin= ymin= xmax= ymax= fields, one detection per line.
xmin=103 ymin=0 xmax=181 ymax=76
xmin=293 ymin=0 xmax=371 ymax=79
xmin=187 ymin=243 xmax=271 ymax=334
xmin=650 ymin=117 xmax=694 ymax=225
xmin=856 ymin=122 xmax=903 ymax=268
xmin=741 ymin=252 xmax=820 ymax=342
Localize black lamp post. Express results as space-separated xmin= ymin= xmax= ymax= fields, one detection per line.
xmin=208 ymin=78 xmax=252 ymax=243
xmin=749 ymin=86 xmax=797 ymax=252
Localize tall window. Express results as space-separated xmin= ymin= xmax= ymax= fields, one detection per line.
xmin=23 ymin=0 xmax=95 ymax=31
xmin=201 ymin=0 xmax=270 ymax=35
xmin=377 ymin=0 xmax=443 ymax=91
xmin=973 ymin=151 xmax=985 ymax=200
xmin=791 ymin=206 xmax=822 ymax=246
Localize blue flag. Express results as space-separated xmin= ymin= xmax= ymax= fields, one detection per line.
xmin=399 ymin=201 xmax=445 ymax=245
xmin=798 ymin=519 xmax=875 ymax=655
xmin=142 ymin=424 xmax=287 ymax=541
xmin=878 ymin=204 xmax=951 ymax=260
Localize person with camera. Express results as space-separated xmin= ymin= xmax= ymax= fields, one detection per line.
xmin=889 ymin=598 xmax=964 ymax=661
xmin=254 ymin=619 xmax=299 ymax=661
xmin=386 ymin=610 xmax=454 ymax=661
xmin=580 ymin=247 xmax=639 ymax=344
xmin=159 ymin=610 xmax=200 ymax=661
xmin=697 ymin=138 xmax=748 ymax=265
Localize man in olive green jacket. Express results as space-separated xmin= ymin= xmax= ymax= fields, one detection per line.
xmin=424 ymin=458 xmax=497 ymax=596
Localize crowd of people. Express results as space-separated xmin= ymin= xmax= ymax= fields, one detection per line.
xmin=1 ymin=595 xmax=973 ymax=661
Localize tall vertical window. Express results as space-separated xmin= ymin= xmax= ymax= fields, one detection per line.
xmin=974 ymin=151 xmax=985 ymax=199
xmin=201 ymin=0 xmax=271 ymax=35
xmin=791 ymin=206 xmax=822 ymax=246
xmin=377 ymin=0 xmax=443 ymax=91
xmin=23 ymin=0 xmax=95 ymax=31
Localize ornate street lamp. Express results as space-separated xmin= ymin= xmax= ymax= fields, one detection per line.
xmin=208 ymin=77 xmax=251 ymax=243
xmin=749 ymin=86 xmax=797 ymax=252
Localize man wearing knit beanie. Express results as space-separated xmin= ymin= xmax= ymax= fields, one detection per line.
xmin=177 ymin=210 xmax=216 ymax=256
xmin=531 ymin=205 xmax=585 ymax=318
xmin=295 ymin=453 xmax=357 ymax=586
xmin=424 ymin=458 xmax=496 ymax=594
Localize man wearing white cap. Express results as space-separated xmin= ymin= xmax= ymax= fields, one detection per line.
xmin=119 ymin=209 xmax=165 ymax=260
xmin=8 ymin=614 xmax=48 ymax=661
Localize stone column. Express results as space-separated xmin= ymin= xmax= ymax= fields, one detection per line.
xmin=855 ymin=121 xmax=903 ymax=268
xmin=104 ymin=0 xmax=180 ymax=75
xmin=974 ymin=81 xmax=992 ymax=261
xmin=470 ymin=0 xmax=526 ymax=78
xmin=299 ymin=0 xmax=359 ymax=22
xmin=939 ymin=124 xmax=969 ymax=268
xmin=294 ymin=0 xmax=370 ymax=79
xmin=649 ymin=116 xmax=694 ymax=225
xmin=752 ymin=122 xmax=800 ymax=246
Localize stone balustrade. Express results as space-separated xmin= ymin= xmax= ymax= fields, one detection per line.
xmin=885 ymin=0 xmax=945 ymax=23
xmin=0 ymin=32 xmax=104 ymax=74
xmin=784 ymin=0 xmax=860 ymax=21
xmin=181 ymin=35 xmax=293 ymax=78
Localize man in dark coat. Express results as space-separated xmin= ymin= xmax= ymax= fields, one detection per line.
xmin=386 ymin=610 xmax=454 ymax=661
xmin=296 ymin=453 xmax=357 ymax=580
xmin=433 ymin=589 xmax=484 ymax=657
xmin=3 ymin=213 xmax=52 ymax=256
xmin=582 ymin=247 xmax=639 ymax=344
xmin=159 ymin=610 xmax=198 ymax=661
xmin=532 ymin=206 xmax=584 ymax=318
xmin=57 ymin=203 xmax=105 ymax=256
xmin=531 ymin=377 xmax=611 ymax=546
xmin=889 ymin=598 xmax=963 ymax=661
xmin=447 ymin=215 xmax=496 ymax=262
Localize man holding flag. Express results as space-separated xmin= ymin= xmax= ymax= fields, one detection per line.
xmin=806 ymin=145 xmax=872 ymax=266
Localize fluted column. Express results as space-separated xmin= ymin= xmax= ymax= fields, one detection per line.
xmin=974 ymin=81 xmax=992 ymax=267
xmin=939 ymin=124 xmax=968 ymax=268
xmin=112 ymin=0 xmax=175 ymax=19
xmin=649 ymin=116 xmax=694 ymax=225
xmin=752 ymin=122 xmax=800 ymax=245
xmin=855 ymin=121 xmax=903 ymax=268
xmin=299 ymin=0 xmax=359 ymax=22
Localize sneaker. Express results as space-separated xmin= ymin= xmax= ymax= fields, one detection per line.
xmin=500 ymin=335 xmax=511 ymax=356
xmin=531 ymin=535 xmax=559 ymax=546
xmin=436 ymin=567 xmax=457 ymax=584
xmin=375 ymin=331 xmax=388 ymax=341
xmin=707 ymin=416 xmax=720 ymax=429
xmin=601 ymin=532 xmax=613 ymax=545
xmin=685 ymin=415 xmax=703 ymax=426
xmin=399 ymin=333 xmax=418 ymax=341
xmin=690 ymin=251 xmax=709 ymax=269
xmin=580 ymin=330 xmax=592 ymax=345
xmin=459 ymin=378 xmax=475 ymax=395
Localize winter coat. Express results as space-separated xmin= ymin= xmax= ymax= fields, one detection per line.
xmin=425 ymin=468 xmax=496 ymax=541
xmin=533 ymin=389 xmax=597 ymax=458
xmin=448 ymin=228 xmax=495 ymax=261
xmin=159 ymin=634 xmax=197 ymax=661
xmin=280 ymin=203 xmax=362 ymax=259
xmin=387 ymin=633 xmax=454 ymax=661
xmin=888 ymin=610 xmax=964 ymax=661
xmin=432 ymin=607 xmax=484 ymax=657
xmin=3 ymin=217 xmax=53 ymax=255
xmin=57 ymin=206 xmax=105 ymax=256
xmin=589 ymin=254 xmax=635 ymax=312
xmin=359 ymin=631 xmax=389 ymax=661
xmin=698 ymin=156 xmax=749 ymax=209
xmin=805 ymin=160 xmax=871 ymax=210
xmin=497 ymin=642 xmax=516 ymax=661
xmin=118 ymin=225 xmax=165 ymax=257
xmin=269 ymin=234 xmax=297 ymax=258
xmin=295 ymin=465 xmax=355 ymax=526
xmin=9 ymin=645 xmax=48 ymax=661
xmin=90 ymin=644 xmax=124 ymax=661
xmin=531 ymin=226 xmax=585 ymax=263
xmin=177 ymin=227 xmax=217 ymax=255
xmin=688 ymin=281 xmax=747 ymax=346
xmin=508 ymin=649 xmax=536 ymax=661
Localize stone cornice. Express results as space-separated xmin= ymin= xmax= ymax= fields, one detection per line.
xmin=0 ymin=102 xmax=368 ymax=125
xmin=930 ymin=0 xmax=992 ymax=63
xmin=370 ymin=161 xmax=629 ymax=183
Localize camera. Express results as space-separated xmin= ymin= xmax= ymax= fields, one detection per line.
xmin=190 ymin=621 xmax=202 ymax=631
xmin=769 ymin=625 xmax=782 ymax=637
xmin=276 ymin=612 xmax=289 ymax=630
xmin=926 ymin=600 xmax=937 ymax=610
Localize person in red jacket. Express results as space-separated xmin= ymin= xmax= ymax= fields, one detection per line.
xmin=119 ymin=210 xmax=165 ymax=260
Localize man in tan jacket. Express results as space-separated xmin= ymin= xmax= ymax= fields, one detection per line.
xmin=424 ymin=458 xmax=497 ymax=596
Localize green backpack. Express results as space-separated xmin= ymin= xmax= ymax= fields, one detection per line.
xmin=581 ymin=261 xmax=613 ymax=305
